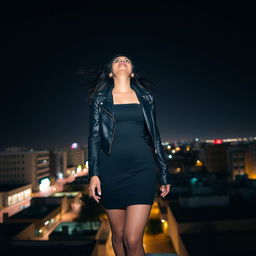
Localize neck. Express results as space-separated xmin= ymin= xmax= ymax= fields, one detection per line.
xmin=112 ymin=77 xmax=132 ymax=93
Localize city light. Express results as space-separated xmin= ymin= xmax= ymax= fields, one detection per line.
xmin=71 ymin=143 xmax=78 ymax=149
xmin=39 ymin=178 xmax=51 ymax=192
xmin=58 ymin=172 xmax=63 ymax=179
xmin=196 ymin=160 xmax=203 ymax=167
xmin=76 ymin=165 xmax=82 ymax=173
xmin=214 ymin=139 xmax=223 ymax=144
xmin=204 ymin=136 xmax=256 ymax=144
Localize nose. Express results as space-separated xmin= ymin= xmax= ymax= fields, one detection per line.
xmin=119 ymin=61 xmax=126 ymax=66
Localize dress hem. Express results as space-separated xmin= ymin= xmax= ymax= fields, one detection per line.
xmin=102 ymin=201 xmax=154 ymax=210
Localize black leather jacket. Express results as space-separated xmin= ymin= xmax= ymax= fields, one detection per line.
xmin=88 ymin=82 xmax=171 ymax=186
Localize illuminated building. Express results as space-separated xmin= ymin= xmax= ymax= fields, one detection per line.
xmin=49 ymin=150 xmax=67 ymax=180
xmin=0 ymin=147 xmax=50 ymax=192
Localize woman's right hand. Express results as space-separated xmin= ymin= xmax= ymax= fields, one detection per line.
xmin=89 ymin=176 xmax=102 ymax=203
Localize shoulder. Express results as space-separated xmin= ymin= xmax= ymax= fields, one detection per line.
xmin=142 ymin=87 xmax=154 ymax=101
xmin=141 ymin=92 xmax=154 ymax=105
xmin=146 ymin=92 xmax=154 ymax=104
xmin=93 ymin=91 xmax=104 ymax=100
xmin=89 ymin=93 xmax=103 ymax=108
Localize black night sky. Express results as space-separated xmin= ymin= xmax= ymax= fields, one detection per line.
xmin=2 ymin=2 xmax=256 ymax=149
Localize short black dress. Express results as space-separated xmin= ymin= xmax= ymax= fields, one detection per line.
xmin=99 ymin=103 xmax=158 ymax=209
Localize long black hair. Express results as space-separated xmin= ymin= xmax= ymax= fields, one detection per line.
xmin=79 ymin=53 xmax=158 ymax=105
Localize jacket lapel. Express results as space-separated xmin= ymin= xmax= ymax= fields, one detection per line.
xmin=100 ymin=82 xmax=114 ymax=118
xmin=100 ymin=81 xmax=154 ymax=139
xmin=131 ymin=83 xmax=154 ymax=139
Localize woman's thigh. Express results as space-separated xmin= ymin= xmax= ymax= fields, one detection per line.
xmin=105 ymin=208 xmax=126 ymax=236
xmin=124 ymin=204 xmax=152 ymax=239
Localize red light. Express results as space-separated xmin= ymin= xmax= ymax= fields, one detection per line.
xmin=214 ymin=139 xmax=223 ymax=144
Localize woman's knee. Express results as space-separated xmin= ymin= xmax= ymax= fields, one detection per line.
xmin=112 ymin=229 xmax=125 ymax=244
xmin=123 ymin=233 xmax=142 ymax=250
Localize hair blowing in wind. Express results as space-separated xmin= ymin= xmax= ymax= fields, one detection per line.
xmin=78 ymin=53 xmax=158 ymax=105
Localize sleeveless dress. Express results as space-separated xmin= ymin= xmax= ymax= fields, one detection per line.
xmin=99 ymin=103 xmax=158 ymax=209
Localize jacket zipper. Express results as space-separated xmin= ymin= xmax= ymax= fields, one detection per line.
xmin=151 ymin=108 xmax=158 ymax=155
xmin=101 ymin=107 xmax=116 ymax=155
xmin=109 ymin=122 xmax=116 ymax=154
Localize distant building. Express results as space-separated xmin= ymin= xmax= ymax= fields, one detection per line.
xmin=0 ymin=184 xmax=32 ymax=222
xmin=0 ymin=184 xmax=31 ymax=208
xmin=66 ymin=147 xmax=85 ymax=168
xmin=49 ymin=149 xmax=67 ymax=180
xmin=245 ymin=141 xmax=256 ymax=179
xmin=6 ymin=197 xmax=62 ymax=237
xmin=0 ymin=147 xmax=50 ymax=192
xmin=65 ymin=147 xmax=86 ymax=177
xmin=203 ymin=143 xmax=229 ymax=174
xmin=227 ymin=144 xmax=247 ymax=179
xmin=203 ymin=141 xmax=255 ymax=180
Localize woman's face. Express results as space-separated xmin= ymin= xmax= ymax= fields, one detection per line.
xmin=111 ymin=56 xmax=133 ymax=77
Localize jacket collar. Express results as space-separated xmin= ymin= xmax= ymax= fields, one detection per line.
xmin=99 ymin=81 xmax=154 ymax=138
xmin=100 ymin=81 xmax=152 ymax=108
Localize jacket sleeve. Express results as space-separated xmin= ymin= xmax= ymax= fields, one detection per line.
xmin=151 ymin=95 xmax=171 ymax=186
xmin=88 ymin=95 xmax=101 ymax=182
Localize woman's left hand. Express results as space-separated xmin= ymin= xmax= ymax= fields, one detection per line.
xmin=160 ymin=184 xmax=171 ymax=198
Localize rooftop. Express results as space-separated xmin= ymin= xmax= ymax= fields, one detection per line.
xmin=181 ymin=229 xmax=256 ymax=256
xmin=0 ymin=222 xmax=32 ymax=241
xmin=50 ymin=222 xmax=100 ymax=239
xmin=0 ymin=184 xmax=30 ymax=192
xmin=9 ymin=205 xmax=59 ymax=220
xmin=170 ymin=201 xmax=256 ymax=223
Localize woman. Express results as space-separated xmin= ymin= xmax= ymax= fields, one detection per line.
xmin=86 ymin=53 xmax=171 ymax=256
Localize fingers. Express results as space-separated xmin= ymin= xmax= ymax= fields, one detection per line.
xmin=97 ymin=183 xmax=102 ymax=196
xmin=160 ymin=184 xmax=171 ymax=198
xmin=89 ymin=184 xmax=101 ymax=203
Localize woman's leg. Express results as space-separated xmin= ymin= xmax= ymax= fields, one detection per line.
xmin=105 ymin=208 xmax=127 ymax=256
xmin=123 ymin=204 xmax=153 ymax=256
